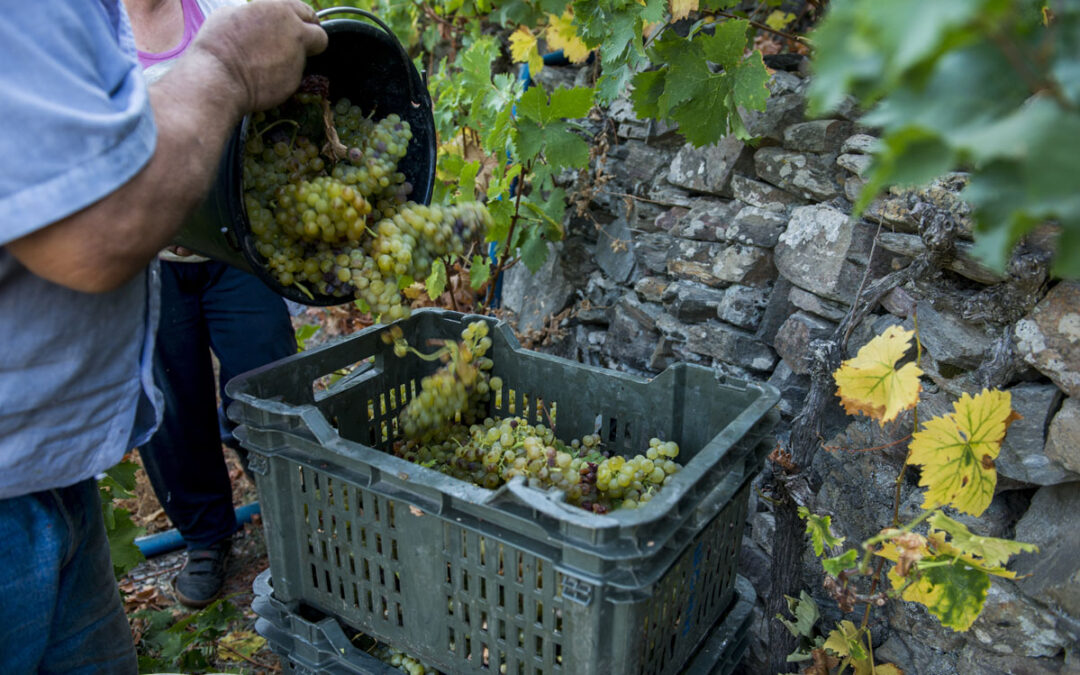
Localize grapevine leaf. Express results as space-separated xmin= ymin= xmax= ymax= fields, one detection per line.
xmin=640 ymin=0 xmax=668 ymax=24
xmin=426 ymin=259 xmax=448 ymax=300
xmin=461 ymin=38 xmax=498 ymax=92
xmin=546 ymin=11 xmax=591 ymax=63
xmin=926 ymin=511 xmax=1037 ymax=572
xmin=514 ymin=120 xmax=545 ymax=162
xmin=833 ymin=325 xmax=923 ymax=425
xmin=548 ymin=87 xmax=595 ymax=120
xmin=765 ymin=10 xmax=795 ymax=31
xmin=483 ymin=106 xmax=516 ymax=155
xmin=509 ymin=26 xmax=543 ymax=76
xmin=823 ymin=621 xmax=866 ymax=661
xmin=396 ymin=275 xmax=415 ymax=291
xmin=520 ymin=229 xmax=550 ymax=272
xmin=469 ymin=254 xmax=491 ymax=289
xmin=777 ymin=591 xmax=820 ymax=638
xmin=544 ymin=121 xmax=591 ymax=170
xmin=887 ymin=556 xmax=989 ymax=631
xmin=107 ymin=507 xmax=146 ymax=578
xmin=516 ymin=86 xmax=548 ymax=124
xmin=822 ymin=549 xmax=859 ymax=577
xmin=630 ymin=69 xmax=667 ymax=120
xmin=218 ymin=631 xmax=267 ymax=662
xmin=669 ymin=74 xmax=732 ymax=146
xmin=907 ymin=389 xmax=1019 ymax=516
xmin=798 ymin=506 xmax=845 ymax=556
xmin=701 ymin=18 xmax=749 ymax=70
xmin=660 ymin=42 xmax=712 ymax=114
xmin=104 ymin=461 xmax=140 ymax=496
xmin=459 ymin=160 xmax=480 ymax=200
xmin=670 ymin=0 xmax=698 ymax=21
xmin=294 ymin=323 xmax=319 ymax=351
xmin=731 ymin=50 xmax=770 ymax=112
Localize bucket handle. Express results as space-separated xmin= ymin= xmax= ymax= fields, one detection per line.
xmin=315 ymin=7 xmax=426 ymax=105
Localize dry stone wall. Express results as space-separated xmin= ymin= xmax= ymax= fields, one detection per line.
xmin=500 ymin=64 xmax=1080 ymax=674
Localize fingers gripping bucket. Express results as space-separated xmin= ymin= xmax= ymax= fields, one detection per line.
xmin=174 ymin=8 xmax=437 ymax=306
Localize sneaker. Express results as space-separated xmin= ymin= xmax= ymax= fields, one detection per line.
xmin=174 ymin=539 xmax=231 ymax=609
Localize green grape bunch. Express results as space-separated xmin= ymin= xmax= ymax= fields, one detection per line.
xmin=383 ymin=321 xmax=684 ymax=514
xmin=241 ymin=76 xmax=490 ymax=316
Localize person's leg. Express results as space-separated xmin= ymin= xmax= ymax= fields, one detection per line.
xmin=0 ymin=479 xmax=137 ymax=675
xmin=137 ymin=261 xmax=237 ymax=550
xmin=203 ymin=262 xmax=297 ymax=436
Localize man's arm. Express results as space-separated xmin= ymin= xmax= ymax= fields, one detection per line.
xmin=5 ymin=0 xmax=326 ymax=293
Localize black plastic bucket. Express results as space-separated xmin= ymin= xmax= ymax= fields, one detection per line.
xmin=174 ymin=7 xmax=436 ymax=306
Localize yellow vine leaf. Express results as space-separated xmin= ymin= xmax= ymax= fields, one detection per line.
xmin=509 ymin=26 xmax=543 ymax=75
xmin=878 ymin=511 xmax=1036 ymax=631
xmin=833 ymin=325 xmax=923 ymax=425
xmin=907 ymin=389 xmax=1020 ymax=516
xmin=545 ymin=11 xmax=591 ymax=64
xmin=670 ymin=0 xmax=699 ymax=21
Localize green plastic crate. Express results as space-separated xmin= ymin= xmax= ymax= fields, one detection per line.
xmin=227 ymin=308 xmax=779 ymax=675
xmin=252 ymin=569 xmax=756 ymax=675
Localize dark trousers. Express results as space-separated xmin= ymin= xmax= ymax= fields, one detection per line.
xmin=138 ymin=261 xmax=296 ymax=550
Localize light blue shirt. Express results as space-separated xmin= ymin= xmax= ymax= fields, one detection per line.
xmin=0 ymin=0 xmax=163 ymax=499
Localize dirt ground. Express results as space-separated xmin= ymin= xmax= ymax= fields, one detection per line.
xmin=118 ymin=448 xmax=283 ymax=673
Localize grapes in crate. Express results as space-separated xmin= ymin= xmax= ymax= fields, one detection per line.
xmin=242 ymin=75 xmax=490 ymax=316
xmin=384 ymin=321 xmax=683 ymax=513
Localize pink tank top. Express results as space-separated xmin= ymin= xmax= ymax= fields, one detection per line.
xmin=136 ymin=0 xmax=205 ymax=68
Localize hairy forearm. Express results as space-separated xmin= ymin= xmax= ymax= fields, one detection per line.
xmin=7 ymin=49 xmax=247 ymax=293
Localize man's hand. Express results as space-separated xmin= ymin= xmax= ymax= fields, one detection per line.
xmin=192 ymin=0 xmax=328 ymax=115
xmin=5 ymin=0 xmax=327 ymax=293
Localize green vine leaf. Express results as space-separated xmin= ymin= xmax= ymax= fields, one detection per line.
xmin=469 ymin=254 xmax=491 ymax=289
xmin=798 ymin=506 xmax=845 ymax=556
xmin=822 ymin=549 xmax=859 ymax=577
xmin=426 ymin=259 xmax=448 ymax=301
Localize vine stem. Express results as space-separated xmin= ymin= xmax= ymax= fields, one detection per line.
xmin=484 ymin=163 xmax=529 ymax=307
xmin=710 ymin=10 xmax=809 ymax=45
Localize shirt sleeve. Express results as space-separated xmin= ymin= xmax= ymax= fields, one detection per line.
xmin=0 ymin=1 xmax=157 ymax=246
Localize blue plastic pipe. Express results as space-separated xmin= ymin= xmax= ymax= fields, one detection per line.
xmin=135 ymin=501 xmax=261 ymax=558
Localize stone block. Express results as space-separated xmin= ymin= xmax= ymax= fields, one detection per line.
xmin=755 ymin=277 xmax=796 ymax=344
xmin=602 ymin=141 xmax=675 ymax=192
xmin=740 ymin=93 xmax=806 ymax=142
xmin=666 ymin=135 xmax=753 ymax=197
xmin=1013 ymin=483 xmax=1080 ymax=617
xmin=783 ymin=119 xmax=853 ymax=153
xmin=717 ymin=284 xmax=770 ymax=331
xmin=915 ymin=300 xmax=996 ymax=370
xmin=767 ymin=360 xmax=810 ymax=417
xmin=726 ymin=206 xmax=789 ymax=247
xmin=999 ymin=383 xmax=1072 ymax=485
xmin=789 ymin=286 xmax=848 ymax=321
xmin=1015 ymin=281 xmax=1080 ymax=397
xmin=656 ymin=314 xmax=776 ymax=372
xmin=774 ymin=204 xmax=870 ymax=302
xmin=1045 ymin=397 xmax=1080 ymax=477
xmin=667 ymin=239 xmax=775 ymax=288
xmin=633 ymin=276 xmax=668 ymax=304
xmin=840 ymin=133 xmax=878 ymax=154
xmin=729 ymin=174 xmax=807 ymax=213
xmin=754 ymin=147 xmax=840 ymax=201
xmin=632 ymin=232 xmax=674 ymax=275
xmin=774 ymin=311 xmax=836 ymax=374
xmin=970 ymin=581 xmax=1073 ymax=658
xmin=668 ymin=200 xmax=741 ymax=242
xmin=594 ymin=217 xmax=636 ymax=283
xmin=837 ymin=152 xmax=872 ymax=176
xmin=501 ymin=241 xmax=574 ymax=334
xmin=653 ymin=206 xmax=688 ymax=232
xmin=664 ymin=281 xmax=728 ymax=323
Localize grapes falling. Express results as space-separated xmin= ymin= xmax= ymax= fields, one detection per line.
xmin=242 ymin=77 xmax=490 ymax=317
xmin=385 ymin=321 xmax=683 ymax=513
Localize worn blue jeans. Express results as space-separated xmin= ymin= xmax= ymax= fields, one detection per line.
xmin=0 ymin=478 xmax=137 ymax=674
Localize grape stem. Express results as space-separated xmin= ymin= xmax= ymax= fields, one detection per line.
xmin=254 ymin=119 xmax=299 ymax=139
